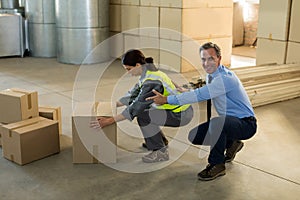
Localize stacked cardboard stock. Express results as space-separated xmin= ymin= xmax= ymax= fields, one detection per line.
xmin=109 ymin=0 xmax=233 ymax=72
xmin=0 ymin=88 xmax=61 ymax=165
xmin=256 ymin=0 xmax=300 ymax=65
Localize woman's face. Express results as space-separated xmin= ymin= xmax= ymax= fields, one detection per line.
xmin=123 ymin=63 xmax=143 ymax=76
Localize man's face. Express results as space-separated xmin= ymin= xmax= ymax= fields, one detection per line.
xmin=200 ymin=48 xmax=221 ymax=74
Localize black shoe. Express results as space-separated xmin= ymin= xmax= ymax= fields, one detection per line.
xmin=142 ymin=138 xmax=169 ymax=149
xmin=225 ymin=140 xmax=244 ymax=163
xmin=197 ymin=164 xmax=226 ymax=181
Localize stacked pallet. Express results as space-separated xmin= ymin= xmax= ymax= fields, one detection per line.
xmin=233 ymin=64 xmax=300 ymax=107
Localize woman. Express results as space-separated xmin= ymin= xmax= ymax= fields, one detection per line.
xmin=95 ymin=49 xmax=193 ymax=163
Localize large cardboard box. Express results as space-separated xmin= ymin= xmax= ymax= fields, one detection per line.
xmin=286 ymin=41 xmax=300 ymax=64
xmin=121 ymin=5 xmax=140 ymax=34
xmin=160 ymin=7 xmax=232 ymax=40
xmin=0 ymin=88 xmax=38 ymax=124
xmin=139 ymin=6 xmax=159 ymax=37
xmin=72 ymin=102 xmax=117 ymax=164
xmin=0 ymin=117 xmax=60 ymax=165
xmin=109 ymin=4 xmax=121 ymax=32
xmin=123 ymin=34 xmax=160 ymax=64
xmin=39 ymin=106 xmax=62 ymax=135
xmin=257 ymin=0 xmax=292 ymax=41
xmin=256 ymin=38 xmax=287 ymax=65
xmin=160 ymin=37 xmax=232 ymax=72
xmin=289 ymin=0 xmax=300 ymax=43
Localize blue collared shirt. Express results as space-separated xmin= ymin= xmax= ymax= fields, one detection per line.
xmin=167 ymin=65 xmax=255 ymax=118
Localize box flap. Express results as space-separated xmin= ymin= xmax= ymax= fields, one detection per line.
xmin=1 ymin=117 xmax=47 ymax=132
xmin=9 ymin=88 xmax=36 ymax=95
xmin=73 ymin=102 xmax=115 ymax=117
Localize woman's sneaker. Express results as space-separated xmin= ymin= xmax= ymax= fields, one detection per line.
xmin=142 ymin=148 xmax=169 ymax=163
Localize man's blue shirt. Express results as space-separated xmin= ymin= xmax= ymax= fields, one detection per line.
xmin=167 ymin=65 xmax=255 ymax=118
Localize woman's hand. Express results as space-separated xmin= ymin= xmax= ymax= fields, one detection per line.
xmin=90 ymin=117 xmax=115 ymax=129
xmin=146 ymin=89 xmax=168 ymax=105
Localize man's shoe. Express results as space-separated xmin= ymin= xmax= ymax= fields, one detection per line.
xmin=197 ymin=164 xmax=226 ymax=181
xmin=225 ymin=140 xmax=244 ymax=163
xmin=142 ymin=148 xmax=169 ymax=163
xmin=142 ymin=138 xmax=169 ymax=149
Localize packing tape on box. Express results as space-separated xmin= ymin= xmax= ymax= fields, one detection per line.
xmin=269 ymin=33 xmax=273 ymax=40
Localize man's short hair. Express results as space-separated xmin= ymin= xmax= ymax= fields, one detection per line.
xmin=199 ymin=42 xmax=221 ymax=57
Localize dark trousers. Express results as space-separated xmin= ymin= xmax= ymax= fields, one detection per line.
xmin=137 ymin=106 xmax=193 ymax=150
xmin=188 ymin=115 xmax=257 ymax=165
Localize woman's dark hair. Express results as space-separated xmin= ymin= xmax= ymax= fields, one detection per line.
xmin=199 ymin=42 xmax=221 ymax=57
xmin=121 ymin=49 xmax=158 ymax=71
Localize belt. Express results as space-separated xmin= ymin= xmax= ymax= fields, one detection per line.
xmin=242 ymin=116 xmax=256 ymax=121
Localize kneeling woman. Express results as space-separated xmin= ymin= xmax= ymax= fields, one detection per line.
xmin=94 ymin=49 xmax=193 ymax=163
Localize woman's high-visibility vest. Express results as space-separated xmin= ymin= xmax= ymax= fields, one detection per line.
xmin=139 ymin=70 xmax=190 ymax=113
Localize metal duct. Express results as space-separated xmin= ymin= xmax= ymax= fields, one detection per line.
xmin=25 ymin=0 xmax=56 ymax=57
xmin=1 ymin=0 xmax=19 ymax=9
xmin=55 ymin=0 xmax=110 ymax=64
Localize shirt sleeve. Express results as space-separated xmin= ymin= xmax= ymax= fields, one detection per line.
xmin=167 ymin=74 xmax=238 ymax=105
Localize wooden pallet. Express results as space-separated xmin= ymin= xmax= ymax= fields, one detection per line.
xmin=233 ymin=64 xmax=300 ymax=107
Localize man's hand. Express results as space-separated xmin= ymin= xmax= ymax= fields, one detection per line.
xmin=90 ymin=117 xmax=115 ymax=129
xmin=146 ymin=89 xmax=168 ymax=105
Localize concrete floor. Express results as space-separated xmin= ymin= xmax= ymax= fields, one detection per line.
xmin=0 ymin=56 xmax=300 ymax=200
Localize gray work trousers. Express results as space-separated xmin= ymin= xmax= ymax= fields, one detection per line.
xmin=136 ymin=106 xmax=193 ymax=150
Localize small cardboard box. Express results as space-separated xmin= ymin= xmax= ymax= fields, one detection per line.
xmin=0 ymin=88 xmax=38 ymax=124
xmin=72 ymin=102 xmax=117 ymax=164
xmin=39 ymin=106 xmax=62 ymax=135
xmin=0 ymin=117 xmax=60 ymax=165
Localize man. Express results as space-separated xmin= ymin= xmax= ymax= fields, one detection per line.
xmin=147 ymin=42 xmax=257 ymax=180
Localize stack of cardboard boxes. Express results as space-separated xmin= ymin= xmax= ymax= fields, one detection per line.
xmin=0 ymin=88 xmax=61 ymax=165
xmin=256 ymin=0 xmax=300 ymax=65
xmin=109 ymin=0 xmax=233 ymax=73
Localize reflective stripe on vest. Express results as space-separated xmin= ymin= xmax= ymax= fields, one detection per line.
xmin=140 ymin=70 xmax=190 ymax=112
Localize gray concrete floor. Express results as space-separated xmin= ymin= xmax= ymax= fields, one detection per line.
xmin=0 ymin=57 xmax=300 ymax=200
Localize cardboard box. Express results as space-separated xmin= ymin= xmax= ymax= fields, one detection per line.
xmin=160 ymin=37 xmax=232 ymax=72
xmin=160 ymin=7 xmax=232 ymax=40
xmin=39 ymin=106 xmax=62 ymax=135
xmin=286 ymin=41 xmax=300 ymax=64
xmin=289 ymin=0 xmax=300 ymax=42
xmin=0 ymin=88 xmax=38 ymax=124
xmin=256 ymin=38 xmax=287 ymax=65
xmin=123 ymin=34 xmax=160 ymax=63
xmin=0 ymin=117 xmax=60 ymax=165
xmin=109 ymin=4 xmax=121 ymax=32
xmin=121 ymin=5 xmax=140 ymax=34
xmin=139 ymin=6 xmax=159 ymax=37
xmin=72 ymin=102 xmax=117 ymax=164
xmin=257 ymin=0 xmax=292 ymax=41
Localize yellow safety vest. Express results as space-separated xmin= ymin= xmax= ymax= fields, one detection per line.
xmin=139 ymin=70 xmax=190 ymax=113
